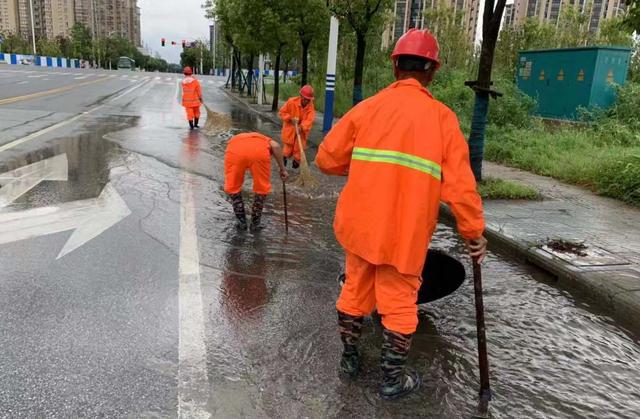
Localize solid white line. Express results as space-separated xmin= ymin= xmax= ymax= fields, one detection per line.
xmin=18 ymin=81 xmax=28 ymax=84
xmin=178 ymin=171 xmax=210 ymax=419
xmin=74 ymin=76 xmax=88 ymax=80
xmin=0 ymin=80 xmax=150 ymax=154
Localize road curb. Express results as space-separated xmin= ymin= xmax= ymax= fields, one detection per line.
xmin=221 ymin=86 xmax=640 ymax=332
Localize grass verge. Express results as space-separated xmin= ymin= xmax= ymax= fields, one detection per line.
xmin=478 ymin=178 xmax=541 ymax=200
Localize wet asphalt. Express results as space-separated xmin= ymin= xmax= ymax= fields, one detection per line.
xmin=1 ymin=66 xmax=639 ymax=418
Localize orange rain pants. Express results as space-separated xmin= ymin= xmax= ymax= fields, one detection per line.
xmin=185 ymin=106 xmax=201 ymax=121
xmin=283 ymin=140 xmax=302 ymax=162
xmin=224 ymin=133 xmax=272 ymax=195
xmin=337 ymin=251 xmax=422 ymax=335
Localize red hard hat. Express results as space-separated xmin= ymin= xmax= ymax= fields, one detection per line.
xmin=183 ymin=66 xmax=193 ymax=75
xmin=391 ymin=28 xmax=440 ymax=69
xmin=300 ymin=84 xmax=314 ymax=100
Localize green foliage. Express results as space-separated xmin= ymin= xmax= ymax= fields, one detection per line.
xmin=0 ymin=31 xmax=30 ymax=54
xmin=180 ymin=41 xmax=214 ymax=74
xmin=624 ymin=0 xmax=640 ymax=32
xmin=423 ymin=1 xmax=475 ymax=72
xmin=71 ymin=23 xmax=92 ymax=59
xmin=594 ymin=152 xmax=640 ymax=205
xmin=477 ymin=178 xmax=541 ymax=200
xmin=36 ymin=38 xmax=62 ymax=57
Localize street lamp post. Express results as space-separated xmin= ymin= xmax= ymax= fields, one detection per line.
xmin=28 ymin=0 xmax=37 ymax=56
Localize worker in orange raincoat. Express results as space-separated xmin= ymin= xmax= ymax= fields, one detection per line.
xmin=278 ymin=85 xmax=316 ymax=168
xmin=224 ymin=132 xmax=288 ymax=231
xmin=181 ymin=66 xmax=202 ymax=130
xmin=315 ymin=29 xmax=488 ymax=400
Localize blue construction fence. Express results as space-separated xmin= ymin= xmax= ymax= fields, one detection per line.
xmin=0 ymin=53 xmax=84 ymax=68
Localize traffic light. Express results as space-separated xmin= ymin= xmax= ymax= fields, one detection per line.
xmin=171 ymin=41 xmax=176 ymax=46
xmin=182 ymin=40 xmax=186 ymax=48
xmin=161 ymin=38 xmax=165 ymax=47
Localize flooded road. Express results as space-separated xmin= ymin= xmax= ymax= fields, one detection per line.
xmin=1 ymin=70 xmax=639 ymax=417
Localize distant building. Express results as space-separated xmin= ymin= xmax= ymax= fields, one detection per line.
xmin=511 ymin=0 xmax=626 ymax=32
xmin=503 ymin=3 xmax=515 ymax=27
xmin=383 ymin=0 xmax=481 ymax=47
xmin=0 ymin=0 xmax=140 ymax=46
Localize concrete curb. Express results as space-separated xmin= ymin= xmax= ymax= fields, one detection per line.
xmin=221 ymin=87 xmax=640 ymax=332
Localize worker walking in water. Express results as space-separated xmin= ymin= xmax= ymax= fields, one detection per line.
xmin=278 ymin=85 xmax=316 ymax=168
xmin=181 ymin=66 xmax=202 ymax=130
xmin=224 ymin=132 xmax=288 ymax=232
xmin=315 ymin=29 xmax=488 ymax=400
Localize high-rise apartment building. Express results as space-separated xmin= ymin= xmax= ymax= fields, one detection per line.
xmin=0 ymin=0 xmax=19 ymax=33
xmin=503 ymin=3 xmax=515 ymax=27
xmin=72 ymin=0 xmax=141 ymax=45
xmin=384 ymin=0 xmax=481 ymax=47
xmin=510 ymin=0 xmax=626 ymax=32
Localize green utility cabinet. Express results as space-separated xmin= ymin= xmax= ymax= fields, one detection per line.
xmin=517 ymin=46 xmax=631 ymax=120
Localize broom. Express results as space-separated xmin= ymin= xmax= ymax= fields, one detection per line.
xmin=203 ymin=104 xmax=232 ymax=135
xmin=291 ymin=121 xmax=319 ymax=189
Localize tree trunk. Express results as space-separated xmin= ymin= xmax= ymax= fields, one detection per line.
xmin=353 ymin=33 xmax=366 ymax=105
xmin=301 ymin=39 xmax=311 ymax=86
xmin=272 ymin=47 xmax=282 ymax=112
xmin=231 ymin=48 xmax=237 ymax=89
xmin=468 ymin=0 xmax=507 ymax=181
xmin=247 ymin=54 xmax=254 ymax=96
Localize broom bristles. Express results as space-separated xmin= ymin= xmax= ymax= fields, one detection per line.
xmin=291 ymin=127 xmax=319 ymax=189
xmin=203 ymin=104 xmax=232 ymax=135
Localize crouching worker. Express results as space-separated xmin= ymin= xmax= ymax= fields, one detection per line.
xmin=224 ymin=132 xmax=288 ymax=232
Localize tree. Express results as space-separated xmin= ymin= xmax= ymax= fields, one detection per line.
xmin=0 ymin=32 xmax=29 ymax=54
xmin=624 ymin=0 xmax=640 ymax=32
xmin=70 ymin=23 xmax=92 ymax=60
xmin=290 ymin=0 xmax=329 ymax=85
xmin=330 ymin=0 xmax=393 ymax=105
xmin=468 ymin=0 xmax=507 ymax=180
xmin=180 ymin=41 xmax=214 ymax=75
xmin=423 ymin=0 xmax=474 ymax=71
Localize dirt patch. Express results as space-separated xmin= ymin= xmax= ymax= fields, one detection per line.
xmin=545 ymin=239 xmax=588 ymax=256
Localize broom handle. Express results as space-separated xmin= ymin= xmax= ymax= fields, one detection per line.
xmin=293 ymin=121 xmax=309 ymax=165
xmin=282 ymin=180 xmax=289 ymax=233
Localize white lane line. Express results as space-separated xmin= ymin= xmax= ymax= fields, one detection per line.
xmin=28 ymin=74 xmax=45 ymax=78
xmin=155 ymin=76 xmax=162 ymax=80
xmin=177 ymin=172 xmax=210 ymax=419
xmin=74 ymin=75 xmax=88 ymax=80
xmin=18 ymin=81 xmax=28 ymax=84
xmin=0 ymin=80 xmax=150 ymax=154
xmin=165 ymin=77 xmax=171 ymax=82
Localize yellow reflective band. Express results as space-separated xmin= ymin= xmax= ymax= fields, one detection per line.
xmin=352 ymin=147 xmax=441 ymax=180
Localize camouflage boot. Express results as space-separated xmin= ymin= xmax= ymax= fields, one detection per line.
xmin=338 ymin=311 xmax=364 ymax=377
xmin=250 ymin=194 xmax=267 ymax=232
xmin=379 ymin=328 xmax=421 ymax=400
xmin=229 ymin=193 xmax=247 ymax=230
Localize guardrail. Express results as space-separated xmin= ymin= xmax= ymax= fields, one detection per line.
xmin=0 ymin=53 xmax=83 ymax=68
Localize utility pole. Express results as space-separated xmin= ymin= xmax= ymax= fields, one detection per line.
xmin=212 ymin=22 xmax=216 ymax=75
xmin=91 ymin=0 xmax=97 ymax=67
xmin=200 ymin=42 xmax=204 ymax=75
xmin=28 ymin=0 xmax=37 ymax=56
xmin=323 ymin=16 xmax=339 ymax=133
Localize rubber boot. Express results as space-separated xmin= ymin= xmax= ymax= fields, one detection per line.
xmin=292 ymin=160 xmax=300 ymax=169
xmin=229 ymin=193 xmax=247 ymax=230
xmin=189 ymin=120 xmax=194 ymax=130
xmin=283 ymin=158 xmax=288 ymax=167
xmin=194 ymin=117 xmax=199 ymax=128
xmin=379 ymin=328 xmax=421 ymax=400
xmin=338 ymin=311 xmax=364 ymax=377
xmin=249 ymin=194 xmax=267 ymax=232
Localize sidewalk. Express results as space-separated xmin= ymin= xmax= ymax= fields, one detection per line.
xmin=221 ymin=87 xmax=640 ymax=330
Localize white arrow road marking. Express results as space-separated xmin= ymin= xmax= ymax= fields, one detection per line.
xmin=178 ymin=171 xmax=210 ymax=418
xmin=0 ymin=183 xmax=131 ymax=259
xmin=0 ymin=154 xmax=68 ymax=207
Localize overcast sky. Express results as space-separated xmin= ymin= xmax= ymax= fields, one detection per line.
xmin=138 ymin=0 xmax=212 ymax=64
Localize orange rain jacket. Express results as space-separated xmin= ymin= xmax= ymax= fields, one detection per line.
xmin=181 ymin=76 xmax=202 ymax=108
xmin=278 ymin=97 xmax=316 ymax=146
xmin=316 ymin=78 xmax=485 ymax=277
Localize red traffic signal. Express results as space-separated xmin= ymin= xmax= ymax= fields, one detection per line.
xmin=171 ymin=41 xmax=176 ymax=45
xmin=161 ymin=38 xmax=165 ymax=46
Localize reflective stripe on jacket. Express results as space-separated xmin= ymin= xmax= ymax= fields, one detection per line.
xmin=182 ymin=76 xmax=202 ymax=108
xmin=315 ymin=78 xmax=485 ymax=276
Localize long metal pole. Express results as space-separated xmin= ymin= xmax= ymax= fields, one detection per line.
xmin=29 ymin=0 xmax=37 ymax=55
xmin=472 ymin=259 xmax=492 ymax=418
xmin=322 ymin=16 xmax=339 ymax=134
xmin=212 ymin=22 xmax=216 ymax=75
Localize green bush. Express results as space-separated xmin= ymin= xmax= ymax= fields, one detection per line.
xmin=595 ymin=152 xmax=640 ymax=205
